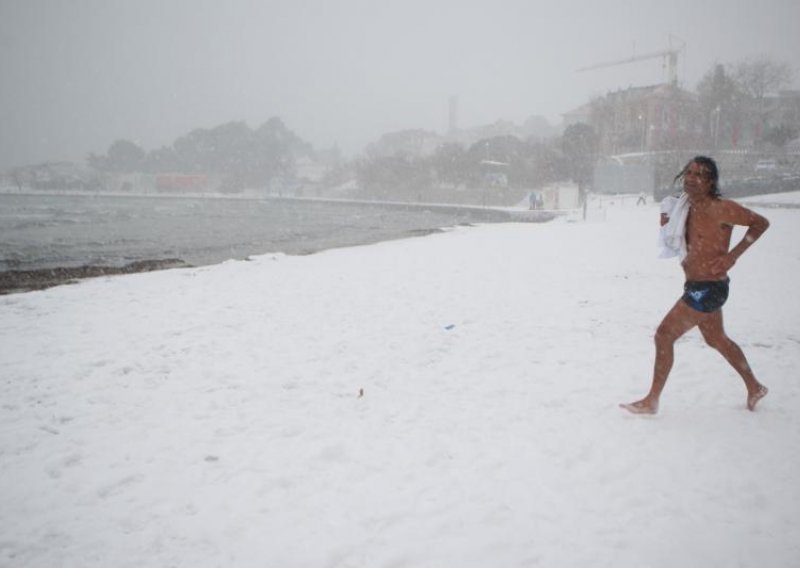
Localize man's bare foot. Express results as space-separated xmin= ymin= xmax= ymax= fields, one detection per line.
xmin=747 ymin=385 xmax=768 ymax=411
xmin=619 ymin=400 xmax=658 ymax=415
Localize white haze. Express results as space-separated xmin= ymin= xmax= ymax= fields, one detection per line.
xmin=1 ymin=0 xmax=799 ymax=169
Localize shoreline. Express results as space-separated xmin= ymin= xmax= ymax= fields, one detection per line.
xmin=0 ymin=259 xmax=190 ymax=295
xmin=0 ymin=193 xmax=557 ymax=295
xmin=0 ymin=188 xmax=557 ymax=219
xmin=0 ymin=226 xmax=457 ymax=295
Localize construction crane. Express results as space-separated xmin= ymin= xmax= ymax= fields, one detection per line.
xmin=577 ymin=44 xmax=683 ymax=85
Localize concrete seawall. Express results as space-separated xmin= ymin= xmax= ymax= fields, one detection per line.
xmin=262 ymin=195 xmax=557 ymax=223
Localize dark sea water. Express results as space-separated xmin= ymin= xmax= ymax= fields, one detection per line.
xmin=0 ymin=192 xmax=521 ymax=272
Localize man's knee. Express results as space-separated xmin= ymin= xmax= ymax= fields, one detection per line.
xmin=654 ymin=324 xmax=678 ymax=346
xmin=702 ymin=331 xmax=730 ymax=351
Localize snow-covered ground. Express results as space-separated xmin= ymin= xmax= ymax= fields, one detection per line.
xmin=742 ymin=190 xmax=800 ymax=206
xmin=1 ymin=193 xmax=799 ymax=567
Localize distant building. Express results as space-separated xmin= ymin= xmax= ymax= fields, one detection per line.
xmin=762 ymin=90 xmax=800 ymax=145
xmin=445 ymin=117 xmax=557 ymax=149
xmin=562 ymin=102 xmax=593 ymax=128
xmin=584 ymin=83 xmax=704 ymax=155
xmin=365 ymin=129 xmax=443 ymax=159
xmin=7 ymin=161 xmax=102 ymax=191
xmin=366 ymin=114 xmax=558 ymax=160
xmin=539 ymin=182 xmax=580 ymax=210
xmin=155 ymin=174 xmax=211 ymax=192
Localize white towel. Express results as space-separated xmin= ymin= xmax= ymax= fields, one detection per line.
xmin=658 ymin=193 xmax=689 ymax=259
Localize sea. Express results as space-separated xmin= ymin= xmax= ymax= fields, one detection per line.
xmin=0 ymin=192 xmax=522 ymax=272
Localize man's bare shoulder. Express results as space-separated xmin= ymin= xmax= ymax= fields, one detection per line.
xmin=710 ymin=196 xmax=741 ymax=209
xmin=713 ymin=197 xmax=763 ymax=225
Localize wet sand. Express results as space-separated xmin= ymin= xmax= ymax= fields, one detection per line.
xmin=0 ymin=259 xmax=189 ymax=295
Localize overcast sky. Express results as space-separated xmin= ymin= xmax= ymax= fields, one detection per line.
xmin=1 ymin=0 xmax=799 ymax=169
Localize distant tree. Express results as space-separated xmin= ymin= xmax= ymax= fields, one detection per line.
xmin=173 ymin=121 xmax=249 ymax=175
xmin=429 ymin=143 xmax=469 ymax=187
xmin=253 ymin=117 xmax=306 ymax=182
xmin=733 ymin=57 xmax=794 ymax=142
xmin=9 ymin=167 xmax=25 ymax=191
xmin=144 ymin=146 xmax=179 ymax=173
xmin=561 ymin=122 xmax=598 ymax=204
xmin=734 ymin=57 xmax=794 ymax=103
xmin=465 ymin=135 xmax=529 ymax=188
xmin=524 ymin=140 xmax=562 ymax=187
xmin=82 ymin=117 xmax=313 ymax=189
xmin=86 ymin=152 xmax=107 ymax=171
xmin=173 ymin=127 xmax=213 ymax=173
xmin=169 ymin=118 xmax=306 ymax=187
xmin=696 ymin=63 xmax=745 ymax=148
xmin=95 ymin=139 xmax=146 ymax=172
xmin=321 ymin=162 xmax=354 ymax=189
xmin=356 ymin=154 xmax=432 ymax=199
xmin=467 ymin=135 xmax=526 ymax=164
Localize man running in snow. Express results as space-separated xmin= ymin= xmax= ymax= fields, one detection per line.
xmin=621 ymin=156 xmax=770 ymax=415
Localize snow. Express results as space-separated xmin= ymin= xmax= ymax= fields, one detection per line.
xmin=742 ymin=190 xmax=800 ymax=206
xmin=2 ymin=193 xmax=799 ymax=567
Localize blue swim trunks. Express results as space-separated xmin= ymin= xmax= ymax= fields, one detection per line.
xmin=682 ymin=278 xmax=730 ymax=313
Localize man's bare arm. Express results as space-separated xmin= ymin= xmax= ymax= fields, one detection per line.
xmin=709 ymin=201 xmax=769 ymax=276
xmin=727 ymin=202 xmax=769 ymax=261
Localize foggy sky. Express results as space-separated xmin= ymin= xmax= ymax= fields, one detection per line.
xmin=1 ymin=0 xmax=799 ymax=170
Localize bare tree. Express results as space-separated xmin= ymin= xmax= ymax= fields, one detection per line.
xmin=561 ymin=122 xmax=598 ymax=206
xmin=734 ymin=57 xmax=794 ymax=101
xmin=696 ymin=63 xmax=744 ymax=149
xmin=734 ymin=57 xmax=795 ymax=141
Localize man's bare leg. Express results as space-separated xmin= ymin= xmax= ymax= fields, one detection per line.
xmin=698 ymin=310 xmax=768 ymax=411
xmin=621 ymin=300 xmax=701 ymax=414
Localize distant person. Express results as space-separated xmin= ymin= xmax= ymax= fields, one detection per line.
xmin=621 ymin=156 xmax=770 ymax=415
xmin=636 ymin=192 xmax=647 ymax=205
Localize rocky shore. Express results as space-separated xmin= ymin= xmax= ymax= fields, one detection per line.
xmin=0 ymin=258 xmax=188 ymax=295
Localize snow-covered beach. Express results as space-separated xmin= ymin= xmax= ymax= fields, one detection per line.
xmin=1 ymin=195 xmax=799 ymax=567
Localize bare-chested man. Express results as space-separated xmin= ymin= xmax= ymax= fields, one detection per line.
xmin=621 ymin=156 xmax=770 ymax=415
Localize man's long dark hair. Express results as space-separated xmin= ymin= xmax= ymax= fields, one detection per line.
xmin=674 ymin=155 xmax=721 ymax=197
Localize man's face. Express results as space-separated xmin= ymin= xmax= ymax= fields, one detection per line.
xmin=683 ymin=162 xmax=713 ymax=197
